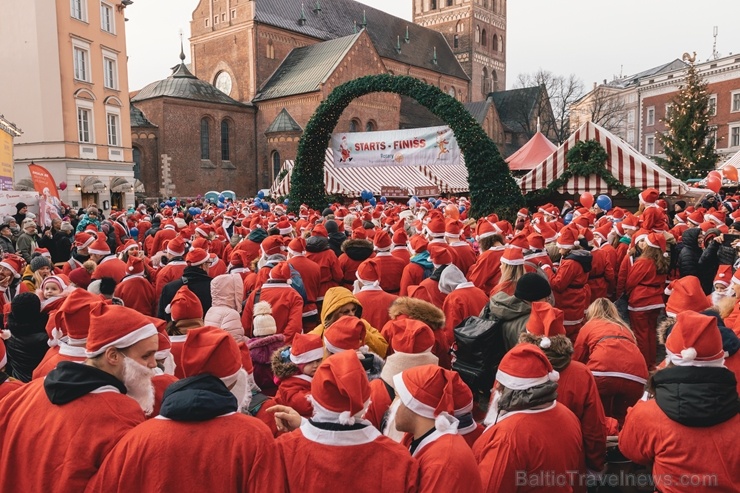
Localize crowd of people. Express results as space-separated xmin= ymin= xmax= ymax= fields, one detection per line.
xmin=0 ymin=188 xmax=738 ymax=492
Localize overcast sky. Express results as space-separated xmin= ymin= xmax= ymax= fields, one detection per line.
xmin=126 ymin=0 xmax=740 ymax=92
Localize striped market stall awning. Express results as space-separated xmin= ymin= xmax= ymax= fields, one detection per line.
xmin=519 ymin=121 xmax=688 ymax=195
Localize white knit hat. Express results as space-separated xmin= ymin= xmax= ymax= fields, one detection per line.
xmin=252 ymin=301 xmax=277 ymax=337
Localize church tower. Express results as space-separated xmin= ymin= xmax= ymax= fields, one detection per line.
xmin=413 ymin=0 xmax=506 ymax=101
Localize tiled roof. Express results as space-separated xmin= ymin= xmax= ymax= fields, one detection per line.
xmin=129 ymin=104 xmax=156 ymax=128
xmin=265 ymin=108 xmax=303 ymax=133
xmin=491 ymin=86 xmax=542 ymax=133
xmin=254 ymin=33 xmax=360 ymax=102
xmin=464 ymin=100 xmax=492 ymax=124
xmin=254 ymin=0 xmax=468 ymax=81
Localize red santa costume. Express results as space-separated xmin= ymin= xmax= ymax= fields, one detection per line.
xmin=619 ymin=312 xmax=740 ymax=493
xmin=287 ymin=237 xmax=322 ymax=326
xmin=154 ymin=236 xmax=188 ymax=297
xmin=467 ymin=223 xmax=506 ymax=293
xmin=400 ymin=235 xmax=432 ymax=296
xmin=550 ymin=227 xmax=592 ymax=341
xmin=88 ymin=234 xmax=128 ymax=283
xmin=87 ymin=327 xmax=281 ymax=493
xmin=409 ymin=244 xmax=452 ymax=309
xmin=445 ymin=221 xmax=477 ymax=276
xmin=440 ymin=263 xmax=489 ymax=344
xmin=242 ymin=262 xmax=303 ymax=343
xmin=0 ymin=303 xmax=158 ymax=493
xmin=114 ymin=256 xmax=157 ymax=316
xmin=474 ymin=345 xmax=584 ymax=493
xmin=275 ymin=351 xmax=418 ymax=493
xmin=391 ymin=228 xmax=411 ymax=265
xmin=273 ymin=333 xmax=324 ymax=418
xmin=393 ymin=365 xmax=483 ymax=493
xmin=372 ymin=230 xmax=407 ymax=294
xmin=587 ymin=245 xmax=615 ymax=303
xmin=165 ymin=285 xmax=204 ymax=379
xmin=305 ymin=225 xmax=343 ymax=301
xmin=354 ymin=259 xmax=398 ymax=333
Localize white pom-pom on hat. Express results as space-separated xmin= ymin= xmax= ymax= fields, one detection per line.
xmin=548 ymin=370 xmax=559 ymax=382
xmin=338 ymin=410 xmax=355 ymax=426
xmin=128 ymin=266 xmax=134 ymax=272
xmin=539 ymin=336 xmax=551 ymax=349
xmin=1 ymin=329 xmax=11 ymax=341
xmin=681 ymin=347 xmax=697 ymax=361
xmin=253 ymin=301 xmax=273 ymax=317
xmin=165 ymin=303 xmax=172 ymax=315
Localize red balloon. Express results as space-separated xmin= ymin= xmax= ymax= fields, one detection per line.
xmin=706 ymin=176 xmax=722 ymax=193
xmin=708 ymin=170 xmax=722 ymax=182
xmin=444 ymin=203 xmax=460 ymax=220
xmin=59 ymin=182 xmax=67 ymax=191
xmin=579 ymin=192 xmax=595 ymax=208
xmin=723 ymin=165 xmax=739 ymax=182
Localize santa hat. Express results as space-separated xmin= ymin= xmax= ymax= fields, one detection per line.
xmin=74 ymin=232 xmax=95 ymax=249
xmin=428 ymin=243 xmax=452 ymax=267
xmin=373 ymin=230 xmax=392 ymax=252
xmin=311 ymin=224 xmax=328 ymax=238
xmin=508 ymin=234 xmax=529 ymax=250
xmin=476 ymin=221 xmax=497 ymax=241
xmin=445 ymin=220 xmax=462 ymax=239
xmin=535 ymin=222 xmax=557 ymax=243
xmin=186 ymin=248 xmax=209 ymax=266
xmin=645 ymin=233 xmax=669 ymax=257
xmin=55 ymin=288 xmax=99 ymax=344
xmin=687 ymin=211 xmax=704 ymax=226
xmin=237 ymin=341 xmax=254 ymax=376
xmin=121 ymin=239 xmax=139 ymax=253
xmin=229 ymin=250 xmax=250 ymax=269
xmin=714 ymin=265 xmax=732 ymax=288
xmin=181 ymin=326 xmax=242 ymax=381
xmin=391 ymin=229 xmax=408 ymax=247
xmin=527 ymin=233 xmax=545 ymax=251
xmin=165 ymin=236 xmax=186 ymax=257
xmin=166 ymin=285 xmax=203 ymax=321
xmin=277 ymin=219 xmax=293 ymax=236
xmin=309 ymin=350 xmax=371 ymax=425
xmin=35 ymin=247 xmax=51 ymax=259
xmin=351 ymin=228 xmax=367 ymax=240
xmin=194 ymin=223 xmax=212 ymax=238
xmin=87 ymin=234 xmax=111 ymax=256
xmin=356 ymin=259 xmax=381 ymax=287
xmin=389 ymin=319 xmax=435 ymax=354
xmin=393 ymin=365 xmax=459 ymax=432
xmin=639 ymin=188 xmax=659 ymax=205
xmin=664 ymin=276 xmax=712 ymax=317
xmin=425 ymin=215 xmax=446 ymax=238
xmin=495 ymin=344 xmax=559 ymax=390
xmin=126 ymin=256 xmax=145 ymax=276
xmin=269 ymin=261 xmax=292 ymax=283
xmin=665 ymin=311 xmax=725 ymax=367
xmin=287 ymin=237 xmax=306 ymax=257
xmin=556 ymin=227 xmax=579 ymax=250
xmin=525 ymin=302 xmax=566 ymax=349
xmin=290 ymin=333 xmax=324 ymax=365
xmin=261 ymin=236 xmax=285 ymax=257
xmin=323 ymin=315 xmax=366 ymax=354
xmin=252 ymin=301 xmax=277 ymax=337
xmin=85 ymin=303 xmax=158 ymax=357
xmin=706 ymin=209 xmax=726 ymax=226
xmin=0 ymin=255 xmax=24 ymax=279
xmin=154 ymin=328 xmax=173 ymax=367
xmin=517 ymin=208 xmax=529 ymax=219
xmin=500 ymin=246 xmax=524 ymax=266
xmin=622 ymin=215 xmax=639 ymax=230
xmin=407 ymin=235 xmax=428 ymax=255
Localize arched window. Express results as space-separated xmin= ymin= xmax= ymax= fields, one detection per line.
xmin=448 ymin=87 xmax=456 ymax=98
xmin=455 ymin=21 xmax=463 ymax=33
xmin=492 ymin=33 xmax=498 ymax=51
xmin=453 ymin=34 xmax=459 ymax=48
xmin=365 ymin=120 xmax=376 ymax=132
xmin=271 ymin=151 xmax=281 ymax=180
xmin=446 ymin=0 xmax=453 ymax=6
xmin=481 ymin=29 xmax=487 ymax=47
xmin=475 ymin=25 xmax=480 ymax=44
xmin=349 ymin=119 xmax=360 ymax=132
xmin=220 ymin=119 xmax=231 ymax=161
xmin=481 ymin=67 xmax=488 ymax=95
xmin=200 ymin=118 xmax=210 ymax=160
xmin=499 ymin=35 xmax=504 ymax=52
xmin=132 ymin=146 xmax=141 ymax=180
xmin=430 ymin=0 xmax=437 ymax=9
xmin=492 ymin=70 xmax=499 ymax=92
xmin=266 ymin=41 xmax=275 ymax=59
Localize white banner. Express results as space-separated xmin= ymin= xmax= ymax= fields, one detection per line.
xmin=331 ymin=125 xmax=460 ymax=168
xmin=0 ymin=191 xmax=39 ymax=218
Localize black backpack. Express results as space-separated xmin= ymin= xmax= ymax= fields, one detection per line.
xmin=451 ymin=304 xmax=506 ymax=402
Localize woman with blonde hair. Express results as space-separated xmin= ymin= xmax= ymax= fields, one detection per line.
xmin=489 ymin=247 xmax=525 ymax=297
xmin=575 ymin=298 xmax=649 ymax=425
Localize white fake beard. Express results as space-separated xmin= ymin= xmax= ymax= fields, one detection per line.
xmin=384 ymin=398 xmax=405 ymax=443
xmin=227 ymin=368 xmax=252 ymax=412
xmin=482 ymin=389 xmax=502 ymax=427
xmin=122 ymin=356 xmax=156 ymax=416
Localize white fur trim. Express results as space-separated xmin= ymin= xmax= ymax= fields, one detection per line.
xmin=88 ymin=246 xmax=111 ymax=256
xmin=290 ymin=347 xmax=324 ymax=365
xmin=665 ymin=348 xmax=725 ymax=368
xmin=0 ymin=351 xmax=6 ymax=369
xmin=85 ymin=323 xmax=158 ymax=357
xmin=410 ymin=416 xmax=459 ymax=458
xmin=308 ymin=395 xmax=371 ymax=427
xmin=495 ymin=368 xmax=558 ymax=390
xmin=166 ymin=246 xmax=185 ymax=256
xmin=300 ymin=417 xmax=381 ymax=446
xmin=392 ymin=372 xmax=439 ymax=420
xmin=58 ymin=343 xmax=88 ymax=358
xmin=0 ymin=261 xmax=20 ymax=278
xmin=590 ymin=371 xmax=647 ymax=385
xmin=500 ymin=256 xmax=524 ymax=266
xmin=189 ymin=255 xmax=209 ymax=267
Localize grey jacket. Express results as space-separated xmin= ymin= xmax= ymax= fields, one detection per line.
xmin=15 ymin=233 xmax=38 ymax=263
xmin=484 ymin=291 xmax=532 ymax=352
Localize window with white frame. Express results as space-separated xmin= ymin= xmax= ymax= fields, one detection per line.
xmin=731 ymin=126 xmax=740 ymax=147
xmin=106 ymin=111 xmax=120 ymax=146
xmin=103 ymin=53 xmax=117 ymax=89
xmin=100 ymin=2 xmax=114 ymax=33
xmin=71 ymin=0 xmax=87 ymax=21
xmin=647 ymin=106 xmax=655 ymax=126
xmin=708 ymin=95 xmax=717 ymax=116
xmin=627 ymin=110 xmax=635 ymax=124
xmin=73 ymin=46 xmax=90 ymax=82
xmin=627 ymin=129 xmax=635 ymax=143
xmin=706 ymin=126 xmax=717 ymax=146
xmin=77 ymin=104 xmax=93 ymax=143
xmin=646 ymin=134 xmax=655 ymax=155
xmin=733 ymin=92 xmax=740 ymax=112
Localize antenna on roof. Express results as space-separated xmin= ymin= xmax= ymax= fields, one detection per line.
xmin=313 ymin=0 xmax=321 ymax=14
xmin=298 ymin=3 xmax=307 ymax=26
xmin=353 ymin=19 xmax=357 ymax=34
xmin=178 ymin=29 xmax=185 ymax=62
xmin=536 ymin=117 xmax=541 ymax=133
xmin=405 ymin=25 xmax=410 ymax=44
xmin=396 ymin=35 xmax=402 ymax=54
xmin=360 ymin=10 xmax=367 ymax=28
xmin=712 ymin=26 xmax=720 ymax=60
xmin=432 ymin=47 xmax=437 ymax=65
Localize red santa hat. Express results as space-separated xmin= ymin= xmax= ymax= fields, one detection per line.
xmin=165 ymin=236 xmax=186 ymax=257
xmin=665 ymin=311 xmax=725 ymax=367
xmin=191 ymin=237 xmax=209 ymax=251
xmin=126 ymin=256 xmax=145 ymax=276
xmin=269 ymin=261 xmax=292 ymax=283
xmin=261 ymin=236 xmax=285 ymax=257
xmin=290 ymin=333 xmax=324 ymax=365
xmin=639 ymin=188 xmax=659 ymax=205
xmin=621 ymin=214 xmax=639 ymax=230
xmin=237 ymin=341 xmax=254 ymax=376
xmin=373 ymin=230 xmax=392 ymax=252
xmin=407 ymin=234 xmax=428 ymax=255
xmin=166 ymin=285 xmax=203 ymax=321
xmin=276 ymin=219 xmax=293 ymax=236
xmin=527 ymin=233 xmax=545 ymax=251
xmin=311 ymin=224 xmax=328 ymax=238
xmin=534 ymin=221 xmax=557 ymax=243
xmin=428 ymin=243 xmax=452 ymax=267
xmin=495 ymin=344 xmax=559 ymax=390
xmin=389 ymin=319 xmax=435 ymax=354
xmin=556 ymin=227 xmax=579 ymax=250
xmin=445 ymin=220 xmax=462 ymax=239
xmin=0 ymin=255 xmax=24 ymax=279
xmin=85 ymin=303 xmax=158 ymax=357
xmin=476 ymin=221 xmax=497 ymax=241
xmin=500 ymin=246 xmax=524 ymax=266
xmin=194 ymin=223 xmax=212 ymax=238
xmin=664 ymin=275 xmax=712 ymax=317
xmin=507 ymin=233 xmax=529 ymax=250
xmin=55 ymin=288 xmax=99 ymax=343
xmin=287 ymin=237 xmax=306 ymax=257
xmin=186 ymin=247 xmax=209 ymax=266
xmin=87 ymin=234 xmax=111 ymax=256
xmin=229 ymin=250 xmax=250 ymax=269
xmin=309 ymin=350 xmax=371 ymax=425
xmin=525 ymin=302 xmax=566 ymax=349
xmin=121 ymin=239 xmax=139 ymax=253
xmin=34 ymin=247 xmax=51 ymax=259
xmin=393 ymin=365 xmax=458 ymax=431
xmin=181 ymin=326 xmax=242 ymax=381
xmin=425 ymin=215 xmax=446 ymax=238
xmin=645 ymin=233 xmax=669 ymax=257
xmin=351 ymin=228 xmax=367 ymax=240
xmin=686 ymin=211 xmax=704 ymax=226
xmin=517 ymin=208 xmax=529 ymax=219
xmin=391 ymin=229 xmax=408 ymax=247
xmin=323 ymin=315 xmax=366 ymax=354
xmin=706 ymin=209 xmax=726 ymax=226
xmin=714 ymin=265 xmax=732 ymax=288
xmin=74 ymin=232 xmax=95 ymax=249
xmin=356 ymin=259 xmax=380 ymax=287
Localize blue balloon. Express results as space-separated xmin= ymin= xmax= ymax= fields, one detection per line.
xmin=218 ymin=193 xmax=225 ymax=202
xmin=262 ymin=202 xmax=270 ymax=211
xmin=596 ymin=194 xmax=613 ymax=211
xmin=188 ymin=207 xmax=197 ymax=216
xmin=564 ymin=212 xmax=574 ymax=225
xmin=159 ymin=202 xmax=165 ymax=208
xmin=254 ymin=198 xmax=261 ymax=204
xmin=459 ymin=206 xmax=465 ymax=213
xmin=380 ymin=196 xmax=387 ymax=204
xmin=284 ymin=199 xmax=290 ymax=205
xmin=195 ymin=208 xmax=202 ymax=215
xmin=369 ymin=198 xmax=377 ymax=206
xmin=129 ymin=227 xmax=138 ymax=239
xmin=257 ymin=191 xmax=265 ymax=199
xmin=217 ymin=202 xmax=225 ymax=209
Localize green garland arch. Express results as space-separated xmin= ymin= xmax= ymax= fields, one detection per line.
xmin=524 ymin=139 xmax=640 ymax=204
xmin=288 ymin=74 xmax=524 ymax=219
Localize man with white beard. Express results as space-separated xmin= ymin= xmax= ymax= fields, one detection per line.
xmin=87 ymin=326 xmax=282 ymax=492
xmin=0 ymin=303 xmax=159 ymax=493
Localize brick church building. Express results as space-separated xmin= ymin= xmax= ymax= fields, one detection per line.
xmin=131 ymin=0 xmax=547 ymax=198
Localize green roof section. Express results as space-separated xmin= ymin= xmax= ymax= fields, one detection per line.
xmin=265 ymin=108 xmax=303 ymax=134
xmin=491 ymin=86 xmax=542 ymax=133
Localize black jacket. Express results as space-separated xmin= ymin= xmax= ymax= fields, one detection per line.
xmin=678 ymin=228 xmax=703 ymax=280
xmin=44 ymin=361 xmax=127 ymax=404
xmin=160 ymin=374 xmax=237 ymax=421
xmin=52 ymin=231 xmax=73 ymax=264
xmin=6 ymin=332 xmax=49 ymax=383
xmin=340 ymin=238 xmax=373 ymax=262
xmin=327 ymin=232 xmax=347 ymax=258
xmin=157 ymin=266 xmax=213 ymax=321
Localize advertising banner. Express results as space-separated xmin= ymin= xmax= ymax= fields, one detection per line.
xmin=0 ymin=190 xmax=39 ymax=217
xmin=331 ymin=125 xmax=460 ymax=168
xmin=27 ymin=163 xmax=59 ymax=199
xmin=0 ymin=132 xmax=13 ymax=190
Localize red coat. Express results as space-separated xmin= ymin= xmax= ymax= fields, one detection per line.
xmin=306 ymin=249 xmax=343 ymax=300
xmin=31 ymin=345 xmax=87 ymax=380
xmin=86 ymin=413 xmax=282 ymax=493
xmin=615 ymin=241 xmax=629 ymax=269
xmin=625 ymin=257 xmax=666 ymax=310
xmin=154 ymin=260 xmax=187 ymax=299
xmin=373 ymin=252 xmax=407 ymax=294
xmin=275 ymin=421 xmax=418 ymax=493
xmin=150 ymin=228 xmax=177 ymax=256
xmin=400 ymin=261 xmax=426 ymax=296
xmin=619 ymin=399 xmax=740 ymax=493
xmin=550 ymin=255 xmax=591 ymax=333
xmin=150 ymin=373 xmax=178 ymax=418
xmin=207 ymin=258 xmax=227 ymax=278
xmin=391 ymin=247 xmax=410 ymax=265
xmin=409 ymin=278 xmax=447 ymax=310
xmin=0 ymin=377 xmax=23 ymax=401
xmin=573 ymin=319 xmax=648 ymax=385
xmin=288 ymin=255 xmax=322 ymax=317
xmin=0 ymin=377 xmax=144 ymax=493
xmin=91 ymin=256 xmax=128 ymax=283
xmin=242 ymin=283 xmax=304 ymax=343
xmin=467 ymin=247 xmax=505 ymax=294
xmin=449 ymin=241 xmax=477 ymax=277
xmin=114 ymin=275 xmax=157 ymax=316
xmin=615 ymin=254 xmax=633 ymax=299
xmin=442 ymin=284 xmax=489 ymax=343
xmin=473 ymin=402 xmax=583 ymax=493
xmin=555 ymin=360 xmax=607 ymax=471
xmin=275 ymin=374 xmax=314 ymax=418
xmin=415 ymin=432 xmax=483 ymax=493
xmin=587 ymin=248 xmax=614 ymax=302
xmin=355 ymin=287 xmax=398 ymax=333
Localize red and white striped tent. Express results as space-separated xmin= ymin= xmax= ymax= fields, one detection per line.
xmin=519 ymin=121 xmax=688 ymax=195
xmin=270 ymin=149 xmax=469 ymax=197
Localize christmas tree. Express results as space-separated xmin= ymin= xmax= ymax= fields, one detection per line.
xmin=655 ymin=52 xmax=720 ymax=180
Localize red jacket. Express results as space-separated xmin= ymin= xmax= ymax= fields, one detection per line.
xmin=373 ymin=252 xmax=407 ymax=294
xmin=573 ymin=319 xmax=648 ymax=385
xmin=288 ymin=255 xmax=322 ymax=317
xmin=467 ymin=246 xmax=505 ymax=294
xmin=242 ymin=282 xmax=304 ymax=343
xmin=442 ymin=284 xmax=489 ymax=343
xmin=400 ymin=261 xmax=426 ymax=296
xmin=91 ymin=256 xmax=128 ymax=283
xmin=391 ymin=247 xmax=410 ymax=265
xmin=355 ymin=288 xmax=398 ymax=333
xmin=114 ymin=275 xmax=157 ymax=317
xmin=414 ymin=432 xmax=483 ymax=493
xmin=449 ymin=241 xmax=477 ymax=277
xmin=409 ymin=278 xmax=447 ymax=311
xmin=587 ymin=248 xmax=615 ymax=302
xmin=154 ymin=260 xmax=187 ymax=299
xmin=275 ymin=374 xmax=314 ymax=418
xmin=150 ymin=228 xmax=176 ymax=256
xmin=306 ymin=249 xmax=343 ymax=300
xmin=550 ymin=253 xmax=591 ymax=333
xmin=625 ymin=257 xmax=666 ymax=310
